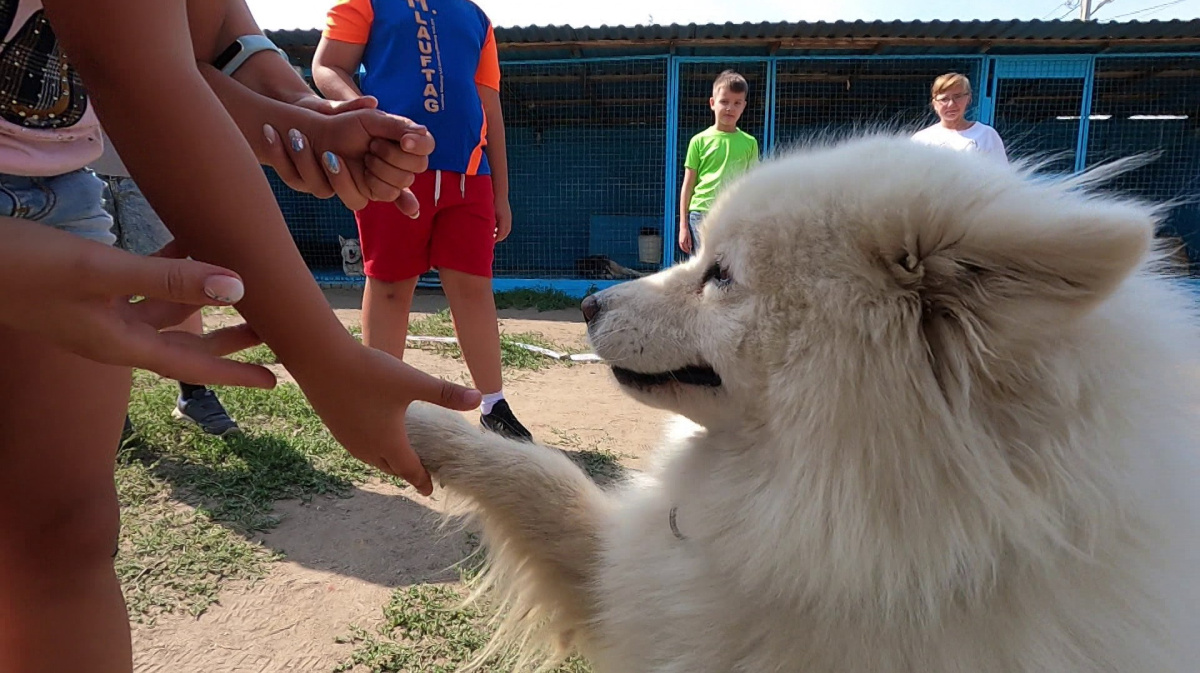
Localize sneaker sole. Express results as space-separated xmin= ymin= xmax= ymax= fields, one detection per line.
xmin=172 ymin=407 xmax=244 ymax=438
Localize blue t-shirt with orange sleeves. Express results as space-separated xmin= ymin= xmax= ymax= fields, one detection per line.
xmin=323 ymin=0 xmax=501 ymax=176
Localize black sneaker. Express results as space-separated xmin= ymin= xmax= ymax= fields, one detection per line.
xmin=172 ymin=388 xmax=242 ymax=437
xmin=480 ymin=399 xmax=533 ymax=442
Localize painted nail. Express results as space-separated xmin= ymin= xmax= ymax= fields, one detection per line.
xmin=262 ymin=124 xmax=277 ymax=146
xmin=323 ymin=151 xmax=341 ymax=174
xmin=288 ymin=129 xmax=305 ymax=152
xmin=204 ymin=275 xmax=245 ymax=304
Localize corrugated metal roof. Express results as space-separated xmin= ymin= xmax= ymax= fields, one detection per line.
xmin=267 ymin=19 xmax=1200 ymax=49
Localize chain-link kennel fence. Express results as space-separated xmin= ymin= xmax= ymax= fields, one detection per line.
xmin=270 ymin=50 xmax=1200 ymax=291
xmin=1086 ymin=56 xmax=1200 ymax=266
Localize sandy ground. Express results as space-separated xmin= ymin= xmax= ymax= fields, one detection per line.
xmin=131 ymin=288 xmax=672 ymax=672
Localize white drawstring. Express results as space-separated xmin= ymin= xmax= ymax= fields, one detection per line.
xmin=432 ymin=170 xmax=466 ymax=206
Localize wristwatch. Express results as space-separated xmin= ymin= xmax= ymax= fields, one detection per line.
xmin=212 ymin=34 xmax=288 ymax=76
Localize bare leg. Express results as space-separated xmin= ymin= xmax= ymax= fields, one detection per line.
xmin=439 ymin=268 xmax=503 ymax=395
xmin=361 ymin=275 xmax=421 ymax=360
xmin=0 ymin=325 xmax=132 ymax=673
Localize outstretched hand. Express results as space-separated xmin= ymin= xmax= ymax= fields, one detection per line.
xmin=299 ymin=342 xmax=482 ymax=495
xmin=0 ymin=219 xmax=274 ymax=388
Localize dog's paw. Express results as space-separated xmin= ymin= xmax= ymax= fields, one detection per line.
xmin=404 ymin=402 xmax=478 ymax=474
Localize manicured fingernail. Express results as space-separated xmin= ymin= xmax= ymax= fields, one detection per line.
xmin=263 ymin=124 xmax=277 ymax=146
xmin=204 ymin=275 xmax=245 ymax=304
xmin=288 ymin=129 xmax=305 ymax=152
xmin=323 ymin=151 xmax=341 ymax=174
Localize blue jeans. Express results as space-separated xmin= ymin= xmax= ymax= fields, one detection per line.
xmin=0 ymin=169 xmax=114 ymax=245
xmin=98 ymin=175 xmax=172 ymax=256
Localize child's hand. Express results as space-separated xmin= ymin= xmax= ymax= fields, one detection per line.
xmin=494 ymin=197 xmax=513 ymax=242
xmin=298 ymin=344 xmax=482 ymax=495
xmin=679 ymin=223 xmax=693 ymax=254
xmin=0 ymin=218 xmax=275 ymax=389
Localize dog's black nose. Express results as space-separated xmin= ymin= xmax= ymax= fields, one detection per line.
xmin=581 ymin=294 xmax=601 ymax=323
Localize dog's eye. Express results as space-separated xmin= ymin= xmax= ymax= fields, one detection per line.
xmin=702 ymin=262 xmax=732 ymax=288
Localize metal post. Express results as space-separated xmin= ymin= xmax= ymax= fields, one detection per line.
xmin=1074 ymin=56 xmax=1097 ymax=173
xmin=662 ymin=57 xmax=680 ymax=269
xmin=1082 ymin=0 xmax=1115 ymax=20
xmin=764 ymin=59 xmax=777 ymax=153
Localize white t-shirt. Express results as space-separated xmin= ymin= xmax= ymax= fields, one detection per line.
xmin=911 ymin=122 xmax=1008 ymax=163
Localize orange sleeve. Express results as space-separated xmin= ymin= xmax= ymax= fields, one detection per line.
xmin=322 ymin=0 xmax=373 ymax=45
xmin=474 ymin=25 xmax=501 ymax=91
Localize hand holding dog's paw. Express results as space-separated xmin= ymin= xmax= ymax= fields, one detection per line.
xmin=404 ymin=401 xmax=479 ymax=476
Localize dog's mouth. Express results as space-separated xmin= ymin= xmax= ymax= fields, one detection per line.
xmin=610 ymin=364 xmax=722 ymax=389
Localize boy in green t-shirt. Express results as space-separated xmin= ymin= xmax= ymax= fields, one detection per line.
xmin=679 ymin=69 xmax=761 ymax=255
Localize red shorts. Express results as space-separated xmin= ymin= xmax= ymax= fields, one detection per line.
xmin=355 ymin=169 xmax=496 ymax=281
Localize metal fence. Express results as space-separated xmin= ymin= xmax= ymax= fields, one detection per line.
xmin=271 ymin=52 xmax=1200 ymax=292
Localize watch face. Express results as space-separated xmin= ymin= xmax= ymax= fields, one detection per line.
xmin=0 ymin=4 xmax=89 ymax=130
xmin=213 ymin=39 xmax=244 ymax=70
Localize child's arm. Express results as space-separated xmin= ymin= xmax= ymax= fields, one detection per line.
xmin=679 ymin=168 xmax=698 ymax=254
xmin=44 ymin=0 xmax=478 ymax=495
xmin=312 ymin=37 xmax=369 ymax=102
xmin=475 ymin=26 xmax=511 ymax=241
xmin=479 ymin=85 xmax=512 ymax=241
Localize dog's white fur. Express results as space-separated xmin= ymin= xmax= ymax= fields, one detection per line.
xmin=405 ymin=135 xmax=1200 ymax=673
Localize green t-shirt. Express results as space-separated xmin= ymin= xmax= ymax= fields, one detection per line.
xmin=684 ymin=126 xmax=760 ymax=212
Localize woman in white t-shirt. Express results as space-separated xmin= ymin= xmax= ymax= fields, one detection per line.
xmin=911 ymin=72 xmax=1008 ymax=164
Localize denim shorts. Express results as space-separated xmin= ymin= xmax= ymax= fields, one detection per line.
xmin=688 ymin=210 xmax=706 ymax=252
xmin=98 ymin=174 xmax=172 ymax=256
xmin=0 ymin=169 xmax=115 ymax=245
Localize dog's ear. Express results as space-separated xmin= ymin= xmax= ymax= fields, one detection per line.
xmin=886 ymin=187 xmax=1155 ymax=325
xmin=339 ymin=235 xmax=347 ymax=246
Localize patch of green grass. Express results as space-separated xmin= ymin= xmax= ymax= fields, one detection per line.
xmin=229 ymin=343 xmax=278 ymax=365
xmin=117 ymin=371 xmax=395 ymax=621
xmin=201 ymin=305 xmax=240 ymax=318
xmin=127 ymin=372 xmax=380 ymax=531
xmin=335 ymin=574 xmax=592 ymax=673
xmin=115 ymin=450 xmax=276 ymax=625
xmin=493 ymin=288 xmax=580 ymax=312
xmin=406 ymin=309 xmax=575 ymax=371
xmin=550 ymin=429 xmax=631 ymax=485
xmin=408 ymin=309 xmax=457 ymax=338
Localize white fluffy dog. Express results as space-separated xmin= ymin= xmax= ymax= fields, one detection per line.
xmin=404 ymin=135 xmax=1200 ymax=673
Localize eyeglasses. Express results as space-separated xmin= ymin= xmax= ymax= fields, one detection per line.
xmin=933 ymin=93 xmax=971 ymax=105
